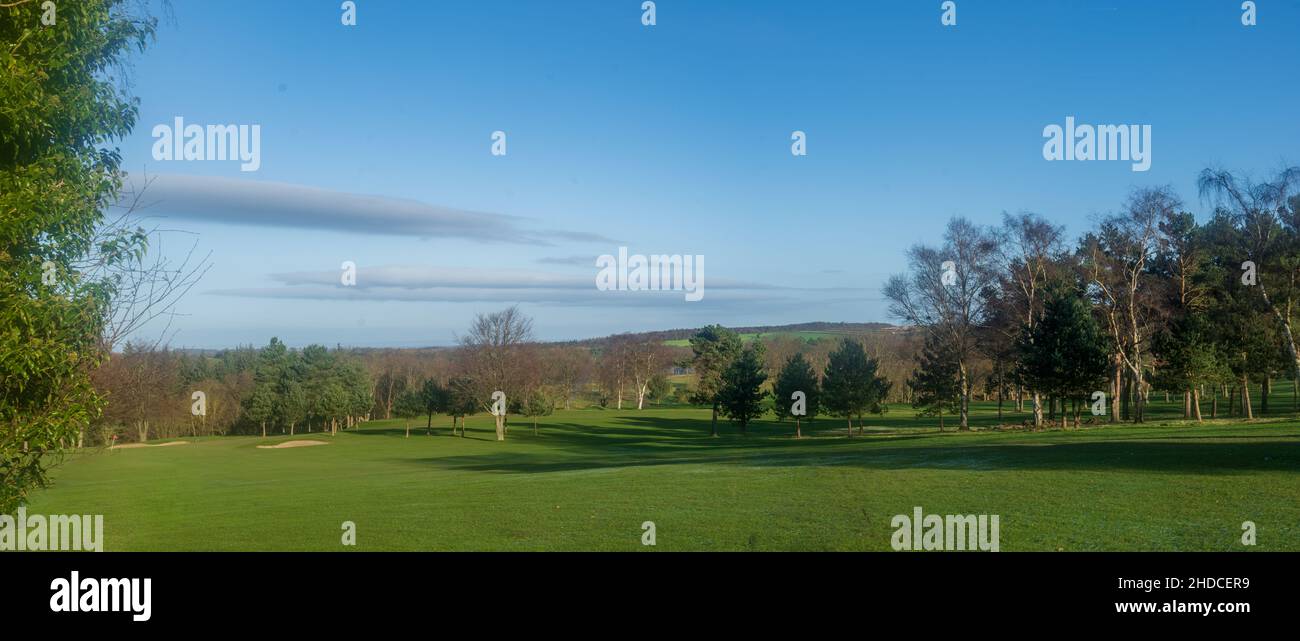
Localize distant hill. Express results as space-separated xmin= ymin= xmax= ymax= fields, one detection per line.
xmin=561 ymin=322 xmax=899 ymax=349
xmin=169 ymin=322 xmax=902 ymax=354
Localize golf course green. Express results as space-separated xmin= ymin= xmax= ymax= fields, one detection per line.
xmin=23 ymin=399 xmax=1300 ymax=551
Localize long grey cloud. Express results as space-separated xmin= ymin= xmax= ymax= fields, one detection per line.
xmin=123 ymin=173 xmax=619 ymax=245
xmin=205 ymin=265 xmax=868 ymax=308
xmin=264 ymin=265 xmax=801 ymax=291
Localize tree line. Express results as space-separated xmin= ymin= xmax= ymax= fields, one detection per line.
xmin=885 ymin=168 xmax=1300 ymax=430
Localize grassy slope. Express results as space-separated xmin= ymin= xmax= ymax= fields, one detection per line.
xmin=22 ymin=397 xmax=1300 ymax=551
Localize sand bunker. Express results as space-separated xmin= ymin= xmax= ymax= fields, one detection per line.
xmin=256 ymin=440 xmax=329 ymax=449
xmin=109 ymin=441 xmax=190 ymax=450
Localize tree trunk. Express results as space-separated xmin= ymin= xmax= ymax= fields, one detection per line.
xmin=261 ymin=422 xmax=266 ymax=438
xmin=1241 ymin=376 xmax=1253 ymax=420
xmin=795 ymin=418 xmax=801 ymax=439
xmin=1192 ymin=388 xmax=1203 ymax=423
xmin=1121 ymin=374 xmax=1131 ymax=421
xmin=996 ymin=368 xmax=1004 ymax=421
xmin=1183 ymin=390 xmax=1191 ymax=419
xmin=1262 ymin=375 xmax=1271 ymax=415
xmin=958 ymin=362 xmax=970 ymax=431
xmin=710 ymin=403 xmax=719 ymax=437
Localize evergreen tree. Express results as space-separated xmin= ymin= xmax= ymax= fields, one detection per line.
xmin=822 ymin=339 xmax=891 ymax=436
xmin=773 ymin=353 xmax=819 ymax=438
xmin=523 ymin=388 xmax=555 ymax=435
xmin=908 ymin=335 xmax=961 ymax=431
xmin=717 ymin=344 xmax=768 ymax=434
xmin=688 ymin=325 xmax=743 ymax=437
xmin=1015 ymin=291 xmax=1109 ymax=428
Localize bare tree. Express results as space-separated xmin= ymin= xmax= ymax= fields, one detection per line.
xmin=459 ymin=306 xmax=535 ymax=440
xmin=80 ymin=174 xmax=211 ymax=351
xmin=627 ymin=339 xmax=669 ymax=409
xmin=996 ymin=212 xmax=1066 ymax=427
xmin=1080 ymin=187 xmax=1174 ymax=423
xmin=883 ymin=217 xmax=999 ymax=431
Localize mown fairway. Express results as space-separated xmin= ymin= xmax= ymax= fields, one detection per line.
xmin=23 ymin=398 xmax=1300 ymax=551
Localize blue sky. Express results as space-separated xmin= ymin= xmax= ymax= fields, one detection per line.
xmin=117 ymin=0 xmax=1300 ymax=348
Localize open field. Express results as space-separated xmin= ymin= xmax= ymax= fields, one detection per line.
xmin=24 ymin=397 xmax=1300 ymax=551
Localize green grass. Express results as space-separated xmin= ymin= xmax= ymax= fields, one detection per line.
xmin=22 ymin=397 xmax=1300 ymax=551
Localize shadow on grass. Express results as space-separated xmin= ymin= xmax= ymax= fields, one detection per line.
xmin=397 ymin=425 xmax=1300 ymax=477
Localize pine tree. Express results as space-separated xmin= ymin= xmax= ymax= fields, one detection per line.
xmin=908 ymin=335 xmax=961 ymax=431
xmin=717 ymin=344 xmax=768 ymax=435
xmin=822 ymin=340 xmax=891 ymax=436
xmin=689 ymin=325 xmax=743 ymax=436
xmin=773 ymin=353 xmax=820 ymax=438
xmin=1016 ymin=291 xmax=1109 ymax=428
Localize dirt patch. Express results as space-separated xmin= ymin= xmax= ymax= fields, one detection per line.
xmin=256 ymin=440 xmax=329 ymax=449
xmin=109 ymin=441 xmax=190 ymax=450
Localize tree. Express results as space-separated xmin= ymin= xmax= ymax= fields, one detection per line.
xmin=689 ymin=325 xmax=742 ymax=436
xmin=523 ymin=388 xmax=554 ymax=435
xmin=884 ymin=217 xmax=999 ymax=431
xmin=246 ymin=338 xmax=288 ymax=437
xmin=1015 ymin=291 xmax=1110 ymax=428
xmin=628 ymin=339 xmax=668 ymax=409
xmin=717 ymin=344 xmax=768 ymax=434
xmin=341 ymin=361 xmax=373 ymax=428
xmin=417 ymin=379 xmax=449 ymax=433
xmin=773 ymin=353 xmax=819 ymax=438
xmin=821 ymin=339 xmax=890 ymax=436
xmin=994 ymin=212 xmax=1066 ymax=426
xmin=245 ymin=385 xmax=277 ymax=439
xmin=907 ymin=335 xmax=961 ymax=431
xmin=1151 ymin=312 xmax=1225 ymax=423
xmin=1198 ymin=166 xmax=1300 ymax=383
xmin=460 ymin=306 xmax=535 ymax=441
xmin=280 ymin=379 xmax=307 ymax=436
xmin=0 ymin=0 xmax=161 ymax=513
xmin=646 ymin=373 xmax=672 ymax=406
xmin=1201 ymin=211 xmax=1280 ymax=420
xmin=548 ymin=347 xmax=592 ymax=410
xmin=392 ymin=388 xmax=426 ymax=437
xmin=1079 ymin=187 xmax=1172 ymax=423
xmin=446 ymin=375 xmax=478 ymax=437
xmin=1150 ymin=209 xmax=1218 ymax=420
